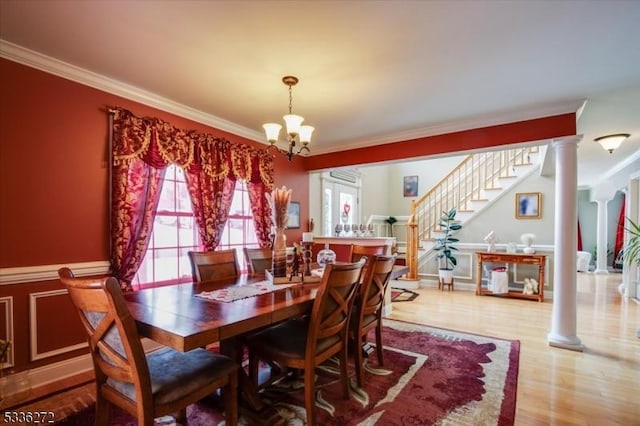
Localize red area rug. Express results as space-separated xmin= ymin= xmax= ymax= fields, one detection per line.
xmin=390 ymin=288 xmax=419 ymax=302
xmin=59 ymin=319 xmax=519 ymax=425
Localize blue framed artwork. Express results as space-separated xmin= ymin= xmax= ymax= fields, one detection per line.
xmin=404 ymin=176 xmax=418 ymax=197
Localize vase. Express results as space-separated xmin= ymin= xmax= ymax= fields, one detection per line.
xmin=272 ymin=228 xmax=287 ymax=277
xmin=316 ymin=243 xmax=336 ymax=269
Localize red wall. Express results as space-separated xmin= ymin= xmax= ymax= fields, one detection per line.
xmin=0 ymin=58 xmax=309 ymax=373
xmin=303 ymin=114 xmax=576 ymax=170
xmin=0 ymin=58 xmax=310 ymax=268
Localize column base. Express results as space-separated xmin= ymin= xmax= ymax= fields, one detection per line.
xmin=594 ymin=268 xmax=609 ymax=275
xmin=548 ymin=332 xmax=584 ymax=351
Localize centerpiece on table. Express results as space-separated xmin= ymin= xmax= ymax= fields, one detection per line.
xmin=266 ymin=186 xmax=292 ymax=279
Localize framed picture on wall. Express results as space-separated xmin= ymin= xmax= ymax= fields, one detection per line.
xmin=515 ymin=192 xmax=541 ymax=219
xmin=404 ymin=176 xmax=418 ymax=197
xmin=288 ymin=201 xmax=300 ymax=229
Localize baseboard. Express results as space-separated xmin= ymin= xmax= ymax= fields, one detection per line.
xmin=0 ymin=338 xmax=163 ymax=408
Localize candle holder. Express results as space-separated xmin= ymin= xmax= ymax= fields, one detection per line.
xmin=301 ymin=241 xmax=313 ymax=277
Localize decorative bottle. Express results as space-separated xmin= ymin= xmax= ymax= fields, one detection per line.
xmin=316 ymin=243 xmax=336 ymax=269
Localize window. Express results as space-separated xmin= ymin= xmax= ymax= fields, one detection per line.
xmin=217 ymin=180 xmax=260 ymax=272
xmin=132 ymin=165 xmax=258 ymax=289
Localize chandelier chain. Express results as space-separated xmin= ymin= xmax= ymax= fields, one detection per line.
xmin=288 ymin=84 xmax=293 ymax=114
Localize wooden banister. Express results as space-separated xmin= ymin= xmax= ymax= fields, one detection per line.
xmin=406 ymin=146 xmax=539 ymax=279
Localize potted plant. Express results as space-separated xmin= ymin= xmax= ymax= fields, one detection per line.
xmin=624 ymin=218 xmax=640 ymax=266
xmin=434 ymin=208 xmax=462 ymax=283
xmin=385 ymin=216 xmax=398 ymax=237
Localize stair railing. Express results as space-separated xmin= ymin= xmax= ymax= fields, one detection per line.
xmin=406 ymin=146 xmax=539 ymax=279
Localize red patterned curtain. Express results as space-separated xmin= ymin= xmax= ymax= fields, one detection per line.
xmin=614 ymin=193 xmax=626 ymax=266
xmin=111 ymin=158 xmax=165 ymax=290
xmin=110 ymin=107 xmax=274 ymax=290
xmin=185 ymin=172 xmax=236 ymax=251
xmin=247 ymin=181 xmax=274 ymax=248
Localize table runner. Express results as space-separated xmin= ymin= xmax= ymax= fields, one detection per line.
xmin=195 ymin=280 xmax=301 ymax=303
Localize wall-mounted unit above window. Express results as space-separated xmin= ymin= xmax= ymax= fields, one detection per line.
xmin=329 ymin=170 xmax=359 ymax=184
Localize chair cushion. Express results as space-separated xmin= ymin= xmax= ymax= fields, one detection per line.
xmin=107 ymin=347 xmax=236 ymax=405
xmin=247 ymin=318 xmax=340 ymax=359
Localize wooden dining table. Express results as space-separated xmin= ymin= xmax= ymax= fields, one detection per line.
xmin=124 ymin=274 xmax=320 ymax=424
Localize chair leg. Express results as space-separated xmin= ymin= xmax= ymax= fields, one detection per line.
xmin=175 ymin=408 xmax=187 ymax=424
xmin=94 ymin=394 xmax=109 ymax=426
xmin=304 ymin=367 xmax=316 ymax=426
xmin=224 ymin=374 xmax=239 ymax=426
xmin=355 ymin=334 xmax=364 ymax=388
xmin=139 ymin=410 xmax=155 ymax=426
xmin=375 ymin=322 xmax=384 ymax=367
xmin=249 ymin=351 xmax=259 ymax=387
xmin=339 ymin=347 xmax=350 ymax=399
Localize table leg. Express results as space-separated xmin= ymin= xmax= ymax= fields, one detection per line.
xmin=220 ymin=337 xmax=286 ymax=425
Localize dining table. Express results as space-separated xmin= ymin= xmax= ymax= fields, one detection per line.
xmin=123 ymin=273 xmax=321 ymax=424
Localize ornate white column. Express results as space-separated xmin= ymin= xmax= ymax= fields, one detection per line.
xmin=590 ymin=181 xmax=616 ymax=274
xmin=548 ymin=136 xmax=583 ymax=351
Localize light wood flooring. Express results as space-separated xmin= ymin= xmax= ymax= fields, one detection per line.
xmin=388 ymin=272 xmax=640 ymax=425
xmin=7 ymin=272 xmax=640 ymax=425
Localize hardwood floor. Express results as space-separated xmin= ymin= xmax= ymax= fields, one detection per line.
xmin=7 ymin=272 xmax=639 ymax=425
xmin=388 ymin=272 xmax=640 ymax=425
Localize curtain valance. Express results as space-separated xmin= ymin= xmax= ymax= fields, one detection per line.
xmin=112 ymin=107 xmax=274 ymax=188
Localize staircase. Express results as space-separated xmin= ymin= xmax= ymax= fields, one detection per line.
xmin=405 ymin=146 xmax=542 ymax=280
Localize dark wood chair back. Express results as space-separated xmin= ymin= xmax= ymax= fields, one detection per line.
xmin=245 ymin=258 xmax=365 ymax=426
xmin=307 ymin=258 xmax=367 ymax=360
xmin=350 ymin=254 xmax=396 ymax=387
xmin=349 ymin=244 xmax=387 ymax=262
xmin=58 ymin=267 xmax=239 ymax=425
xmin=188 ymin=249 xmax=240 ymax=282
xmin=243 ymin=247 xmax=272 ymax=274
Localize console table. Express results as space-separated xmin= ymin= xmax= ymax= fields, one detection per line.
xmin=475 ymin=252 xmax=546 ymax=302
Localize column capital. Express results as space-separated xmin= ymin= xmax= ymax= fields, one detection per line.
xmin=590 ymin=181 xmax=616 ymax=203
xmin=552 ymin=134 xmax=582 ymax=149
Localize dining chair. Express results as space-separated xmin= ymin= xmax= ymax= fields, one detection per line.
xmin=188 ymin=249 xmax=240 ymax=282
xmin=246 ymin=258 xmax=366 ymax=426
xmin=349 ymin=254 xmax=396 ymax=388
xmin=58 ymin=268 xmax=238 ymax=426
xmin=243 ymin=247 xmax=272 ymax=274
xmin=349 ymin=244 xmax=387 ymax=262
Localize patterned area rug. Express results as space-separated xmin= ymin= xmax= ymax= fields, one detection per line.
xmin=390 ymin=288 xmax=419 ymax=302
xmin=58 ymin=319 xmax=519 ymax=425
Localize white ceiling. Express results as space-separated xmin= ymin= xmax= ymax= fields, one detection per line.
xmin=1 ymin=1 xmax=639 ymax=187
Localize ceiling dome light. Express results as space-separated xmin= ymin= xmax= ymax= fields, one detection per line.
xmin=594 ymin=133 xmax=630 ymax=154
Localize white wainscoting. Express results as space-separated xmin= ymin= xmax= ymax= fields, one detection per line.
xmin=1 ymin=296 xmax=14 ymax=368
xmin=29 ymin=289 xmax=88 ymax=361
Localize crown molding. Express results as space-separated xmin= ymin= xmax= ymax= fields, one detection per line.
xmin=0 ymin=40 xmax=265 ymax=143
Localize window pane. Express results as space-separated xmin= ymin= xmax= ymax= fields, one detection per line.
xmin=228 ymin=218 xmax=244 ymax=244
xmin=157 ymin=179 xmax=176 ymax=211
xmin=177 ymin=181 xmax=192 ymax=212
xmin=245 ymin=220 xmax=258 ymax=245
xmin=153 ymin=216 xmax=178 ymax=247
xmin=229 ymin=189 xmax=244 ymax=215
xmin=153 ymin=248 xmax=179 ymax=282
xmin=135 ymin=251 xmax=154 ymax=285
xmin=175 ymin=165 xmax=186 ymax=182
xmin=178 ymin=217 xmax=198 ymax=247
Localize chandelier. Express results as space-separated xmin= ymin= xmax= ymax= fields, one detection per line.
xmin=594 ymin=133 xmax=630 ymax=154
xmin=263 ymin=76 xmax=314 ymax=161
